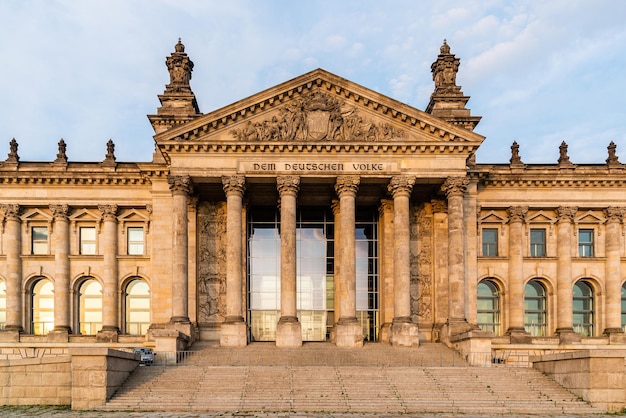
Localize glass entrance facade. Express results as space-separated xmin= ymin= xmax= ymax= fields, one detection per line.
xmin=248 ymin=207 xmax=378 ymax=342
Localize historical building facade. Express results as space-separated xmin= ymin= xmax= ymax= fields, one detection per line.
xmin=1 ymin=40 xmax=625 ymax=356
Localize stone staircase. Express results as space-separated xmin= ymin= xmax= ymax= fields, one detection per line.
xmin=99 ymin=342 xmax=604 ymax=414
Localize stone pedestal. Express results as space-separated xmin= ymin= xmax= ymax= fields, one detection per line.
xmin=153 ymin=329 xmax=190 ymax=365
xmin=507 ymin=328 xmax=532 ymax=344
xmin=220 ymin=321 xmax=247 ymax=347
xmin=47 ymin=329 xmax=70 ymax=343
xmin=556 ymin=328 xmax=581 ymax=344
xmin=96 ymin=328 xmax=119 ymax=343
xmin=335 ymin=320 xmax=363 ymax=348
xmin=390 ymin=320 xmax=420 ymax=347
xmin=276 ymin=318 xmax=302 ymax=348
xmin=0 ymin=329 xmax=20 ymax=342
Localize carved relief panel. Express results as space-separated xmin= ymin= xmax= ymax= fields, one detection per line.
xmin=197 ymin=202 xmax=227 ymax=325
xmin=411 ymin=203 xmax=433 ymax=323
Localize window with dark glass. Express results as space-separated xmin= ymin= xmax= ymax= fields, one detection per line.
xmin=524 ymin=280 xmax=547 ymax=336
xmin=578 ymin=229 xmax=594 ymax=257
xmin=573 ymin=281 xmax=594 ymax=336
xmin=481 ymin=228 xmax=498 ymax=257
xmin=79 ymin=226 xmax=97 ymax=255
xmin=477 ymin=280 xmax=500 ymax=335
xmin=530 ymin=228 xmax=546 ymax=257
xmin=32 ymin=226 xmax=49 ymax=255
xmin=127 ymin=227 xmax=144 ymax=255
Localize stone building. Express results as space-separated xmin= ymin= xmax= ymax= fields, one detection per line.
xmin=1 ymin=39 xmax=625 ymax=358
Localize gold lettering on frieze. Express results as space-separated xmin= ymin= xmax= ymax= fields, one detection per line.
xmin=240 ymin=162 xmax=395 ymax=173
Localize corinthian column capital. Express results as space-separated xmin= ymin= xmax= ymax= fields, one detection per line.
xmin=1 ymin=204 xmax=21 ymax=220
xmin=335 ymin=175 xmax=360 ymax=198
xmin=507 ymin=206 xmax=528 ymax=223
xmin=556 ymin=206 xmax=577 ymax=223
xmin=49 ymin=204 xmax=70 ymax=221
xmin=441 ymin=176 xmax=469 ymax=198
xmin=168 ymin=175 xmax=193 ymax=195
xmin=221 ymin=175 xmax=246 ymax=197
xmin=388 ymin=176 xmax=416 ymax=198
xmin=98 ymin=204 xmax=118 ymax=221
xmin=277 ymin=176 xmax=300 ymax=197
xmin=605 ymin=207 xmax=626 ymax=223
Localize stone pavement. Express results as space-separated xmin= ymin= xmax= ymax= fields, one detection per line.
xmin=0 ymin=407 xmax=618 ymax=418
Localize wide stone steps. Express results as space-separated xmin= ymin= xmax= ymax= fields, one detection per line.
xmin=100 ymin=343 xmax=603 ymax=414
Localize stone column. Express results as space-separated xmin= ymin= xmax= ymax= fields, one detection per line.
xmin=464 ymin=179 xmax=479 ymax=326
xmin=378 ymin=199 xmax=394 ymax=343
xmin=168 ymin=175 xmax=192 ymax=324
xmin=50 ymin=204 xmax=71 ymax=341
xmin=506 ymin=206 xmax=531 ymax=342
xmin=2 ymin=204 xmax=23 ymax=333
xmin=276 ymin=176 xmax=302 ymax=347
xmin=98 ymin=204 xmax=119 ymax=341
xmin=604 ymin=207 xmax=625 ymax=336
xmin=331 ymin=199 xmax=341 ymax=342
xmin=555 ymin=206 xmax=580 ymax=343
xmin=389 ymin=176 xmax=419 ymax=346
xmin=334 ymin=175 xmax=363 ymax=348
xmin=220 ymin=175 xmax=247 ymax=347
xmin=441 ymin=177 xmax=470 ymax=337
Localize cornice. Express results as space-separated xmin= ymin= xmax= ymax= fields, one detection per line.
xmin=158 ymin=141 xmax=479 ymax=155
xmin=482 ymin=177 xmax=626 ymax=188
xmin=154 ymin=69 xmax=484 ymax=145
xmin=0 ymin=175 xmax=150 ymax=186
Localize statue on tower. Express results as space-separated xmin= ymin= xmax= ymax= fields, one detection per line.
xmin=431 ymin=40 xmax=461 ymax=94
xmin=165 ymin=38 xmax=194 ymax=93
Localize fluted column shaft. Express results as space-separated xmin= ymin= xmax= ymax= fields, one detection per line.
xmin=277 ymin=176 xmax=299 ymax=321
xmin=389 ymin=176 xmax=415 ymax=321
xmin=442 ymin=177 xmax=469 ymax=321
xmin=168 ymin=175 xmax=192 ymax=323
xmin=50 ymin=204 xmax=71 ymax=332
xmin=604 ymin=207 xmax=624 ymax=333
xmin=335 ymin=176 xmax=360 ymax=323
xmin=99 ymin=204 xmax=119 ymax=331
xmin=507 ymin=206 xmax=527 ymax=332
xmin=556 ymin=206 xmax=577 ymax=333
xmin=222 ymin=175 xmax=246 ymax=322
xmin=2 ymin=205 xmax=22 ymax=331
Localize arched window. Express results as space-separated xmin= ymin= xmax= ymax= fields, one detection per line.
xmin=0 ymin=280 xmax=6 ymax=330
xmin=573 ymin=281 xmax=594 ymax=337
xmin=125 ymin=279 xmax=150 ymax=335
xmin=621 ymin=283 xmax=626 ymax=332
xmin=78 ymin=278 xmax=102 ymax=335
xmin=32 ymin=279 xmax=54 ymax=335
xmin=524 ymin=280 xmax=547 ymax=336
xmin=477 ymin=280 xmax=500 ymax=335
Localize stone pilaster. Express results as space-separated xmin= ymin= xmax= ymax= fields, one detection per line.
xmin=388 ymin=176 xmax=419 ymax=347
xmin=464 ymin=179 xmax=479 ymax=326
xmin=441 ymin=177 xmax=472 ymax=338
xmin=276 ymin=175 xmax=302 ymax=347
xmin=220 ymin=175 xmax=247 ymax=347
xmin=506 ymin=206 xmax=531 ymax=342
xmin=604 ymin=207 xmax=625 ymax=337
xmin=555 ymin=206 xmax=580 ymax=343
xmin=168 ymin=175 xmax=192 ymax=324
xmin=334 ymin=175 xmax=363 ymax=348
xmin=1 ymin=204 xmax=23 ymax=333
xmin=49 ymin=204 xmax=71 ymax=341
xmin=378 ymin=199 xmax=394 ymax=343
xmin=97 ymin=204 xmax=119 ymax=341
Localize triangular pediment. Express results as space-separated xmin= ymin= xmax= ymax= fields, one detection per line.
xmin=575 ymin=210 xmax=605 ymax=224
xmin=154 ymin=69 xmax=484 ymax=159
xmin=527 ymin=211 xmax=556 ymax=224
xmin=479 ymin=210 xmax=507 ymax=224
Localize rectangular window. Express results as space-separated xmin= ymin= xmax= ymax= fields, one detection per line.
xmin=579 ymin=229 xmax=594 ymax=257
xmin=32 ymin=226 xmax=48 ymax=255
xmin=127 ymin=227 xmax=144 ymax=255
xmin=530 ymin=228 xmax=546 ymax=257
xmin=79 ymin=227 xmax=97 ymax=255
xmin=481 ymin=228 xmax=498 ymax=257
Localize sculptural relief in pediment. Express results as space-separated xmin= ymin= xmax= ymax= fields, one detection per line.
xmin=230 ymin=91 xmax=406 ymax=142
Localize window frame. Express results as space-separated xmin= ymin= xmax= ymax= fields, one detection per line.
xmin=127 ymin=226 xmax=145 ymax=256
xmin=481 ymin=228 xmax=499 ymax=257
xmin=529 ymin=228 xmax=546 ymax=257
xmin=573 ymin=280 xmax=594 ymax=337
xmin=79 ymin=226 xmax=97 ymax=255
xmin=578 ymin=229 xmax=594 ymax=257
xmin=524 ymin=280 xmax=547 ymax=337
xmin=31 ymin=225 xmax=49 ymax=255
xmin=477 ymin=280 xmax=501 ymax=335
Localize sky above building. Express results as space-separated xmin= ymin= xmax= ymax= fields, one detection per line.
xmin=0 ymin=0 xmax=624 ymax=164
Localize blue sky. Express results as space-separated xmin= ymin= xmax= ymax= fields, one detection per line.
xmin=0 ymin=0 xmax=624 ymax=164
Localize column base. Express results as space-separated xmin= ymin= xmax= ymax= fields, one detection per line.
xmin=220 ymin=319 xmax=248 ymax=347
xmin=379 ymin=322 xmax=392 ymax=343
xmin=96 ymin=327 xmax=119 ymax=343
xmin=276 ymin=317 xmax=302 ymax=348
xmin=47 ymin=328 xmax=70 ymax=343
xmin=0 ymin=328 xmax=21 ymax=342
xmin=390 ymin=318 xmax=420 ymax=347
xmin=604 ymin=328 xmax=626 ymax=344
xmin=335 ymin=319 xmax=363 ymax=348
xmin=506 ymin=327 xmax=532 ymax=344
xmin=440 ymin=318 xmax=476 ymax=344
xmin=556 ymin=327 xmax=581 ymax=344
